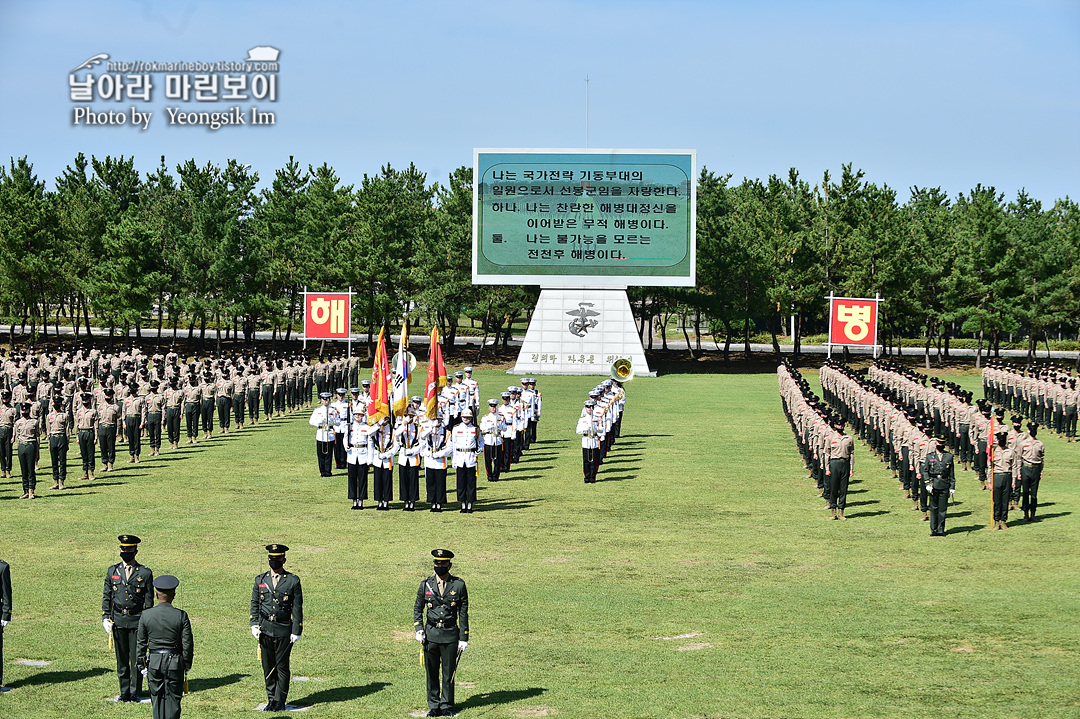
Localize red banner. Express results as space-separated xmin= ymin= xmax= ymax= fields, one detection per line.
xmin=828 ymin=297 xmax=879 ymax=347
xmin=304 ymin=292 xmax=350 ymax=339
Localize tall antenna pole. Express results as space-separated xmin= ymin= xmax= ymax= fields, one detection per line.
xmin=585 ymin=75 xmax=589 ymax=148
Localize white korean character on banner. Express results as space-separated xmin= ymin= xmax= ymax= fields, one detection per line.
xmin=251 ymin=73 xmax=277 ymax=101
xmin=836 ymin=304 xmax=872 ymax=342
xmin=125 ymin=74 xmax=153 ymax=101
xmin=193 ymin=74 xmax=219 ymax=101
xmin=165 ymin=74 xmax=192 ymax=101
xmin=69 ymin=74 xmax=95 ymax=101
xmin=221 ymin=74 xmax=248 ymax=100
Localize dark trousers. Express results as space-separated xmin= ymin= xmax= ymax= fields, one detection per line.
xmin=262 ymin=386 xmax=274 ymax=417
xmin=483 ymin=444 xmax=500 ymax=481
xmin=286 ymin=380 xmax=297 ymax=410
xmin=373 ymin=465 xmax=393 ymax=502
xmin=98 ymin=427 xmax=117 ymax=465
xmin=928 ymin=489 xmax=949 ymax=535
xmin=125 ymin=416 xmax=142 ymax=456
xmin=317 ymin=441 xmax=333 ymax=477
xmin=347 ymin=462 xmax=368 ymax=499
xmin=0 ymin=427 xmax=11 ymax=473
xmin=456 ymin=465 xmax=477 ymax=507
xmin=500 ymin=437 xmax=513 ymax=471
xmin=399 ymin=463 xmax=420 ymax=503
xmin=233 ymin=394 xmax=245 ymax=426
xmin=426 ymin=467 xmax=447 ymax=505
xmin=184 ymin=403 xmax=199 ymax=438
xmin=217 ymin=396 xmax=231 ymax=429
xmin=958 ymin=426 xmax=971 ymax=463
xmin=113 ymin=624 xmax=143 ymax=698
xmin=147 ymin=652 xmax=184 ymax=719
xmin=827 ymin=458 xmax=849 ymax=510
xmin=899 ymin=447 xmax=911 ymax=490
xmin=248 ymin=389 xmax=260 ymax=421
xmin=165 ymin=407 xmax=181 ymax=444
xmin=49 ymin=435 xmax=68 ymax=483
xmin=1066 ymin=406 xmax=1077 ymax=438
xmin=0 ymin=626 xmax=4 ymax=685
xmin=18 ymin=442 xmax=36 ymax=492
xmin=78 ymin=429 xmax=95 ymax=472
xmin=147 ymin=412 xmax=162 ymax=449
xmin=275 ymin=385 xmax=286 ymax=413
xmin=200 ymin=398 xmax=214 ymax=433
xmin=992 ymin=472 xmax=1012 ymax=522
xmin=333 ymin=432 xmax=346 ymax=469
xmin=423 ymin=640 xmax=458 ymax=712
xmin=259 ymin=633 xmax=292 ymax=705
xmin=1021 ymin=463 xmax=1042 ymax=516
xmin=582 ymin=447 xmax=599 ymax=483
xmin=974 ymin=440 xmax=987 ymax=484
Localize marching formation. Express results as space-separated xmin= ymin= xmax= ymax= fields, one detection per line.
xmin=981 ymin=361 xmax=1080 ymax=440
xmin=0 ymin=345 xmax=322 ymax=499
xmin=309 ymin=370 xmax=544 ymax=513
xmin=575 ymin=378 xmax=627 ymax=483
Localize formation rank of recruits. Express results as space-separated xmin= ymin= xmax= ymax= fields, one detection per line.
xmin=0 ymin=344 xmax=326 ymax=499
xmin=575 ymin=378 xmax=626 ymax=483
xmin=309 ymin=371 xmax=544 ymax=513
xmin=981 ymin=361 xmax=1080 ymax=441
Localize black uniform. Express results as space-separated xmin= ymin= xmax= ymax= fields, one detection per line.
xmin=136 ymin=582 xmax=193 ymax=719
xmin=0 ymin=559 xmax=10 ymax=687
xmin=250 ymin=565 xmax=303 ymax=708
xmin=104 ymin=560 xmax=154 ymax=700
xmin=921 ymin=446 xmax=956 ymax=536
xmin=414 ymin=565 xmax=469 ymax=716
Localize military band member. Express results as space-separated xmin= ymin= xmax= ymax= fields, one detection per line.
xmin=309 ymin=392 xmax=338 ymax=478
xmin=479 ymin=399 xmax=503 ymax=482
xmin=414 ymin=549 xmax=469 ymax=718
xmin=498 ymin=392 xmax=515 ymax=473
xmin=1020 ymin=422 xmax=1045 ymax=521
xmin=0 ymin=556 xmax=9 ymax=689
xmin=15 ymin=403 xmax=39 ymax=499
xmin=331 ymin=389 xmax=349 ymax=470
xmin=347 ymin=406 xmax=373 ymax=509
xmin=452 ymin=410 xmax=481 ymax=513
xmin=75 ymin=393 xmax=99 ymax=480
xmin=46 ymin=395 xmax=71 ymax=490
xmin=250 ymin=544 xmax=303 ymax=712
xmin=136 ymin=575 xmax=193 ymax=719
xmin=0 ymin=390 xmax=14 ymax=479
xmin=397 ymin=400 xmax=422 ymax=511
xmin=104 ymin=535 xmax=154 ymax=702
xmin=577 ymin=400 xmax=600 ymax=484
xmin=145 ymin=381 xmax=165 ymax=456
xmin=372 ymin=417 xmax=398 ymax=510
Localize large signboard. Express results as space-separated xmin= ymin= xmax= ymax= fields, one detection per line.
xmin=304 ymin=291 xmax=351 ymax=339
xmin=827 ymin=295 xmax=880 ymax=348
xmin=473 ymin=149 xmax=696 ymax=287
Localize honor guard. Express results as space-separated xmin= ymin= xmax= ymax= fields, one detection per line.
xmin=414 ymin=549 xmax=469 ymax=718
xmin=136 ymin=575 xmax=193 ymax=719
xmin=396 ymin=398 xmax=423 ymax=511
xmin=462 ymin=367 xmax=479 ymax=417
xmin=479 ymin=399 xmax=504 ymax=481
xmin=331 ymin=389 xmax=349 ymax=470
xmin=451 ymin=410 xmax=481 ymax=513
xmin=104 ymin=535 xmax=154 ymax=702
xmin=309 ymin=392 xmax=338 ymax=478
xmin=250 ymin=544 xmax=303 ymax=712
xmin=421 ymin=410 xmax=453 ymax=512
xmin=577 ymin=400 xmax=600 ymax=483
xmin=498 ymin=392 xmax=515 ymax=473
xmin=346 ymin=399 xmax=373 ymax=509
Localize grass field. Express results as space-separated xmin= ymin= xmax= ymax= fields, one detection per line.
xmin=1 ymin=369 xmax=1078 ymax=719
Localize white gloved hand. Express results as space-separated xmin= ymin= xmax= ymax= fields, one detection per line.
xmin=458 ymin=641 xmax=468 ymax=651
xmin=290 ymin=634 xmax=300 ymax=644
xmin=251 ymin=625 xmax=261 ymax=638
xmin=103 ymin=618 xmax=114 ymax=633
xmin=0 ymin=619 xmax=8 ymax=628
xmin=415 ymin=631 xmax=425 ymax=643
xmin=924 ymin=484 xmax=932 ymax=493
xmin=949 ymin=489 xmax=956 ymax=495
xmin=140 ymin=668 xmax=148 ymax=677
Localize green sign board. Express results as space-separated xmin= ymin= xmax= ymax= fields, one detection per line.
xmin=473 ymin=149 xmax=696 ymax=286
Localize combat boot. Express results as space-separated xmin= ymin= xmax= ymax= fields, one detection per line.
xmin=58 ymin=480 xmax=65 ymax=490
xmin=88 ymin=469 xmax=96 ymax=481
xmin=838 ymin=509 xmax=846 ymax=520
xmin=921 ymin=511 xmax=929 ymax=522
xmin=79 ymin=471 xmax=88 ymax=481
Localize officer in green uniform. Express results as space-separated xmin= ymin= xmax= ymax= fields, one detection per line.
xmin=136 ymin=575 xmax=194 ymax=719
xmin=250 ymin=544 xmax=303 ymax=711
xmin=0 ymin=556 xmax=11 ymax=690
xmin=414 ymin=549 xmax=469 ymax=717
xmin=103 ymin=535 xmax=154 ymax=702
xmin=921 ymin=433 xmax=956 ymax=537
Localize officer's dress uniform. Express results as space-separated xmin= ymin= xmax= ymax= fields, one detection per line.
xmin=421 ymin=420 xmax=453 ymax=509
xmin=309 ymin=400 xmax=338 ymax=477
xmin=396 ymin=418 xmax=421 ymax=509
xmin=576 ymin=407 xmax=600 ymax=483
xmin=479 ymin=408 xmax=503 ymax=481
xmin=414 ymin=567 xmax=469 ymax=715
xmin=136 ymin=579 xmax=193 ymax=719
xmin=104 ymin=557 xmax=154 ymax=700
xmin=347 ymin=416 xmax=373 ymax=505
xmin=251 ymin=562 xmax=303 ymax=708
xmin=451 ymin=420 xmax=480 ymax=512
xmin=0 ymin=558 xmax=10 ymax=688
xmin=921 ymin=446 xmax=956 ymax=536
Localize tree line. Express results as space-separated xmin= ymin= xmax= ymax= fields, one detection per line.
xmin=1 ymin=155 xmax=1077 ymax=366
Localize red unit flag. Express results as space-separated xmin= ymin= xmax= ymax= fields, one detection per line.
xmin=829 ymin=297 xmax=879 ymax=347
xmin=305 ymin=292 xmax=351 ymax=339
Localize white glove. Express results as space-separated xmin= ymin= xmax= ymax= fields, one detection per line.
xmin=289 ymin=634 xmax=300 ymax=644
xmin=924 ymin=484 xmax=932 ymax=493
xmin=415 ymin=631 xmax=425 ymax=643
xmin=0 ymin=619 xmax=8 ymax=628
xmin=103 ymin=618 xmax=114 ymax=633
xmin=458 ymin=640 xmax=468 ymax=651
xmin=949 ymin=489 xmax=955 ymax=495
xmin=140 ymin=668 xmax=148 ymax=677
xmin=251 ymin=625 xmax=261 ymax=638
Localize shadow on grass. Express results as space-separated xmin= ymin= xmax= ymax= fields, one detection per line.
xmin=7 ymin=667 xmax=112 ymax=688
xmin=948 ymin=524 xmax=987 ymax=533
xmin=293 ymin=681 xmax=389 ymax=706
xmin=598 ymin=474 xmax=634 ymax=482
xmin=845 ymin=509 xmax=890 ymax=519
xmin=476 ymin=498 xmax=542 ymax=512
xmin=1026 ymin=511 xmax=1071 ymax=522
xmin=949 ymin=511 xmax=973 ymax=519
xmin=620 ymin=434 xmax=671 ymax=438
xmin=187 ymin=673 xmax=248 ymax=693
xmin=459 ymin=687 xmax=546 ymax=710
xmin=846 ymin=500 xmax=880 ymax=507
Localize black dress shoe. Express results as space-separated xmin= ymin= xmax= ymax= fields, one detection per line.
xmin=425 ymin=710 xmax=442 ymax=717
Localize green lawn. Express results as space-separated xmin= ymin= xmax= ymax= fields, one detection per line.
xmin=1 ymin=369 xmax=1077 ymax=718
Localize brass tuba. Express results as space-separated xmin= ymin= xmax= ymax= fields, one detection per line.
xmin=610 ymin=358 xmax=634 ymax=382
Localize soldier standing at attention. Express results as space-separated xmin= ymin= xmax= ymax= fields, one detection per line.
xmin=250 ymin=544 xmax=303 ymax=712
xmin=217 ymin=369 xmax=234 ymax=434
xmin=331 ymin=388 xmax=350 ymax=471
xmin=75 ymin=392 xmax=98 ymax=480
xmin=183 ymin=375 xmax=201 ymax=445
xmin=145 ymin=381 xmax=165 ymax=456
xmin=576 ymin=400 xmax=600 ymax=484
xmin=0 ymin=390 xmax=15 ymax=480
xmin=372 ymin=417 xmax=398 ymax=511
xmin=0 ymin=555 xmax=9 ymax=690
xmin=97 ymin=389 xmax=122 ymax=472
xmin=309 ymin=392 xmax=338 ymax=478
xmin=990 ymin=430 xmax=1020 ymax=530
xmin=46 ymin=395 xmax=71 ymax=490
xmin=452 ymin=410 xmax=480 ymax=513
xmin=164 ymin=378 xmax=183 ymax=450
xmin=104 ymin=535 xmax=154 ymax=702
xmin=15 ymin=403 xmax=39 ymax=499
xmin=1020 ymin=422 xmax=1045 ymax=521
xmin=921 ymin=433 xmax=956 ymax=537
xmin=825 ymin=416 xmax=854 ymax=520
xmin=479 ymin=399 xmax=503 ymax=482
xmin=123 ymin=383 xmax=147 ymax=464
xmin=415 ymin=549 xmax=469 ymax=718
xmin=199 ymin=372 xmax=216 ymax=440
xmin=136 ymin=575 xmax=193 ymax=719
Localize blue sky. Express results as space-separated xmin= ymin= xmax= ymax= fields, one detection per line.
xmin=0 ymin=0 xmax=1077 ymax=204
